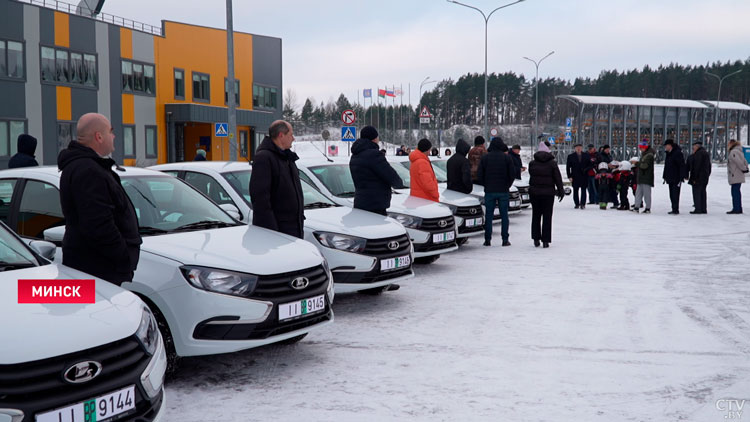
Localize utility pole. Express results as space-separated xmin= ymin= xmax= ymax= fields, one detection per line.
xmin=705 ymin=69 xmax=742 ymax=160
xmin=226 ymin=0 xmax=237 ymax=161
xmin=523 ymin=51 xmax=554 ymax=148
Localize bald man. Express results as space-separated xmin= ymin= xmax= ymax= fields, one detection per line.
xmin=249 ymin=120 xmax=304 ymax=238
xmin=58 ymin=113 xmax=142 ymax=285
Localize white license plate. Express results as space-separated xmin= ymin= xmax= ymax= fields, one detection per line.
xmin=278 ymin=295 xmax=325 ymax=321
xmin=511 ymin=201 xmax=520 ymax=207
xmin=521 ymin=194 xmax=529 ymax=201
xmin=465 ymin=217 xmax=483 ymax=227
xmin=493 ymin=208 xmax=500 ymax=216
xmin=432 ymin=231 xmax=456 ymax=244
xmin=380 ymin=255 xmax=411 ymax=271
xmin=36 ymin=385 xmax=135 ymax=422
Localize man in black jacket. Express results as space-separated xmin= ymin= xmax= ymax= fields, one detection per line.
xmin=58 ymin=113 xmax=141 ymax=285
xmin=249 ymin=120 xmax=304 ymax=238
xmin=446 ymin=138 xmax=472 ymax=194
xmin=566 ymin=143 xmax=590 ymax=209
xmin=9 ymin=134 xmax=40 ymax=168
xmin=477 ymin=137 xmax=515 ymax=247
xmin=687 ymin=141 xmax=712 ymax=214
xmin=509 ymin=145 xmax=525 ymax=180
xmin=662 ymin=139 xmax=686 ymax=214
xmin=350 ymin=126 xmax=404 ymax=215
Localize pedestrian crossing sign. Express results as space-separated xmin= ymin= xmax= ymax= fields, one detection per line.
xmin=215 ymin=123 xmax=229 ymax=137
xmin=341 ymin=126 xmax=356 ymax=142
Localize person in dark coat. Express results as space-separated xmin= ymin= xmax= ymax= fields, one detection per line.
xmin=349 ymin=126 xmax=404 ymax=215
xmin=586 ymin=144 xmax=599 ymax=204
xmin=446 ymin=138 xmax=473 ymax=194
xmin=249 ymin=120 xmax=304 ymax=238
xmin=528 ymin=141 xmax=565 ymax=248
xmin=509 ymin=145 xmax=525 ymax=180
xmin=468 ymin=136 xmax=488 ymax=183
xmin=193 ymin=149 xmax=207 ymax=161
xmin=58 ymin=113 xmax=142 ymax=285
xmin=566 ymin=143 xmax=590 ymax=209
xmin=9 ymin=134 xmax=40 ymax=168
xmin=597 ymin=144 xmax=619 ymax=208
xmin=477 ymin=137 xmax=515 ymax=247
xmin=686 ymin=141 xmax=712 ymax=214
xmin=662 ymin=139 xmax=686 ymax=214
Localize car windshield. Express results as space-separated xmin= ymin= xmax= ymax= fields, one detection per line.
xmin=121 ymin=175 xmax=237 ymax=233
xmin=307 ymin=165 xmax=357 ymax=197
xmin=0 ymin=225 xmax=38 ymax=267
xmin=222 ymin=170 xmax=338 ymax=209
xmin=396 ymin=161 xmax=448 ymax=184
xmin=432 ymin=159 xmax=448 ymax=174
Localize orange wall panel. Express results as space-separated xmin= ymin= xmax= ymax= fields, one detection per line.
xmin=54 ymin=12 xmax=69 ymax=48
xmin=56 ymin=87 xmax=71 ymax=121
xmin=120 ymin=28 xmax=133 ymax=59
xmin=122 ymin=94 xmax=134 ymax=125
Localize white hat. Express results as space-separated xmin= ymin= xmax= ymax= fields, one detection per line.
xmin=598 ymin=162 xmax=609 ymax=170
xmin=619 ymin=161 xmax=632 ymax=171
xmin=629 ymin=156 xmax=639 ymax=163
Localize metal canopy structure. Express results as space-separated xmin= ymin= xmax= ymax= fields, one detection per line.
xmin=556 ymin=95 xmax=750 ymax=162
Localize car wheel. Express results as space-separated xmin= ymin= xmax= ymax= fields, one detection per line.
xmin=414 ymin=254 xmax=440 ymax=265
xmin=456 ymin=238 xmax=468 ymax=246
xmin=279 ymin=333 xmax=308 ymax=345
xmin=140 ymin=298 xmax=180 ymax=376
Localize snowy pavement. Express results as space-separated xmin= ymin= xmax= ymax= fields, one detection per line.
xmin=163 ymin=165 xmax=750 ymax=422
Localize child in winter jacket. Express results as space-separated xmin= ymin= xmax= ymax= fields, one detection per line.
xmin=595 ymin=162 xmax=612 ymax=210
xmin=616 ymin=161 xmax=634 ymax=210
xmin=629 ymin=157 xmax=640 ymax=208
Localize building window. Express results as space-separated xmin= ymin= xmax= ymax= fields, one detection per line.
xmin=41 ymin=47 xmax=55 ymax=81
xmin=55 ymin=50 xmax=69 ymax=83
xmin=174 ymin=68 xmax=184 ymax=99
xmin=0 ymin=40 xmax=24 ymax=80
xmin=239 ymin=130 xmax=248 ymax=158
xmin=144 ymin=65 xmax=155 ymax=94
xmin=122 ymin=61 xmax=133 ymax=92
xmin=145 ymin=126 xmax=157 ymax=158
xmin=70 ymin=52 xmax=83 ymax=84
xmin=83 ymin=54 xmax=97 ymax=86
xmin=56 ymin=121 xmax=75 ymax=152
xmin=123 ymin=126 xmax=135 ymax=158
xmin=41 ymin=46 xmax=96 ymax=87
xmin=132 ymin=63 xmax=143 ymax=92
xmin=253 ymin=84 xmax=278 ymax=110
xmin=0 ymin=120 xmax=27 ymax=157
xmin=120 ymin=59 xmax=155 ymax=95
xmin=192 ymin=72 xmax=210 ymax=102
xmin=225 ymin=79 xmax=240 ymax=106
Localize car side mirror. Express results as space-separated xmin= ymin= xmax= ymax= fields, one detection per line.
xmin=29 ymin=240 xmax=56 ymax=261
xmin=219 ymin=203 xmax=242 ymax=221
xmin=43 ymin=225 xmax=66 ymax=243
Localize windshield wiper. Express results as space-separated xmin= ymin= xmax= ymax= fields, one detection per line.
xmin=172 ymin=220 xmax=237 ymax=232
xmin=0 ymin=263 xmax=37 ymax=271
xmin=336 ymin=191 xmax=356 ymax=197
xmin=139 ymin=226 xmax=169 ymax=235
xmin=305 ymin=202 xmax=335 ymax=209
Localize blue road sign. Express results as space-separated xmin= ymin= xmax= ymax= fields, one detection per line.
xmin=215 ymin=123 xmax=229 ymax=137
xmin=565 ymin=118 xmax=572 ymax=128
xmin=548 ymin=136 xmax=556 ymax=144
xmin=565 ymin=131 xmax=572 ymax=142
xmin=342 ymin=126 xmax=357 ymax=142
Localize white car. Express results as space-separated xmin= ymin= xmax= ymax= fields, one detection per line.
xmin=0 ymin=221 xmax=166 ymax=422
xmin=149 ymin=161 xmax=415 ymax=294
xmin=0 ymin=166 xmax=334 ymax=368
xmin=296 ymin=158 xmax=458 ymax=264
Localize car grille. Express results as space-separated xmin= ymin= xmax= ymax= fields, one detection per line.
xmin=363 ymin=234 xmax=411 ymax=258
xmin=0 ymin=336 xmax=155 ymax=422
xmin=510 ymin=191 xmax=521 ymax=201
xmin=253 ymin=265 xmax=329 ymax=299
xmin=455 ymin=205 xmax=483 ymax=218
xmin=419 ymin=216 xmax=455 ymax=232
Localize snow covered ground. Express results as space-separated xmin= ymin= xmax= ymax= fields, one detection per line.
xmin=162 ymin=165 xmax=750 ymax=422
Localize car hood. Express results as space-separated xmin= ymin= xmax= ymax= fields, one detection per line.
xmin=304 ymin=206 xmax=407 ymax=239
xmin=329 ymin=194 xmax=453 ymax=219
xmin=0 ymin=264 xmax=143 ymax=364
xmin=397 ymin=187 xmax=480 ymax=207
xmin=469 ymin=184 xmax=518 ymax=198
xmin=141 ymin=225 xmax=323 ymax=275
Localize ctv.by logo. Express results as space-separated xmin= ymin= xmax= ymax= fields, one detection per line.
xmin=716 ymin=399 xmax=746 ymax=419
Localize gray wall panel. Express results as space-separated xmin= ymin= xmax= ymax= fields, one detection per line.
xmin=108 ymin=25 xmax=123 ymax=163
xmin=24 ymin=5 xmax=43 ymax=163
xmin=0 ymin=81 xmax=25 ymax=118
xmin=0 ymin=1 xmax=24 ymax=41
xmin=68 ymin=14 xmax=96 ymax=53
xmin=252 ymin=35 xmax=282 ymax=118
xmin=133 ymin=95 xmax=156 ymax=166
xmin=71 ymin=89 xmax=97 ymax=121
xmin=95 ymin=22 xmax=110 ymax=118
xmin=131 ymin=31 xmax=154 ymax=63
xmin=40 ymin=84 xmax=57 ymax=165
xmin=38 ymin=7 xmax=54 ymax=46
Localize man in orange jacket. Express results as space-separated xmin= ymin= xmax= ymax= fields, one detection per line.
xmin=409 ymin=139 xmax=440 ymax=202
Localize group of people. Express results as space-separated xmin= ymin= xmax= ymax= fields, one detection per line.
xmin=566 ymin=139 xmax=747 ymax=215
xmin=395 ymin=144 xmax=453 ymax=158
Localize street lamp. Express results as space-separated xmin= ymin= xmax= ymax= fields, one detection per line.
xmin=705 ymin=69 xmax=742 ymax=160
xmin=523 ymin=51 xmax=554 ymax=149
xmin=447 ymin=0 xmax=526 ymax=141
xmin=419 ymin=76 xmax=437 ymax=139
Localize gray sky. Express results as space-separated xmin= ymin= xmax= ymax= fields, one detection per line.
xmin=101 ymin=0 xmax=750 ymax=110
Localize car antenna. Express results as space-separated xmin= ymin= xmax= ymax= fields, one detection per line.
xmin=303 ymin=139 xmax=333 ymax=163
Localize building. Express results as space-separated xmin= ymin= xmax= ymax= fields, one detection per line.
xmin=0 ymin=0 xmax=282 ymax=168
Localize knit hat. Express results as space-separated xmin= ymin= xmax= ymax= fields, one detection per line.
xmin=196 ymin=149 xmax=207 ymax=157
xmin=693 ymin=140 xmax=703 ymax=146
xmin=361 ymin=126 xmax=379 ymax=141
xmin=602 ymin=144 xmax=611 ymax=150
xmin=538 ymin=141 xmax=550 ymax=153
xmin=587 ymin=144 xmax=595 ymax=149
xmin=630 ymin=156 xmax=639 ymax=163
xmin=638 ymin=139 xmax=649 ymax=150
xmin=474 ymin=136 xmax=485 ymax=146
xmin=598 ymin=162 xmax=609 ymax=170
xmin=619 ymin=161 xmax=632 ymax=172
xmin=663 ymin=139 xmax=675 ymax=146
xmin=417 ymin=138 xmax=432 ymax=152
xmin=511 ymin=144 xmax=521 ymax=151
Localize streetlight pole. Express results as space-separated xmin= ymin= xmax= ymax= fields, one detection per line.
xmin=226 ymin=0 xmax=237 ymax=161
xmin=706 ymin=69 xmax=742 ymax=160
xmin=523 ymin=51 xmax=554 ymax=149
xmin=447 ymin=0 xmax=525 ymax=141
xmin=419 ymin=76 xmax=436 ymax=140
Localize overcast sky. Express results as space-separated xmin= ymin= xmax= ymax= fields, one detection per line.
xmin=101 ymin=0 xmax=750 ymax=111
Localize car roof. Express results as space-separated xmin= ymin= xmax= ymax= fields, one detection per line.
xmin=0 ymin=165 xmax=171 ymax=179
xmin=297 ymin=157 xmax=350 ymax=168
xmin=151 ymin=161 xmax=253 ymax=173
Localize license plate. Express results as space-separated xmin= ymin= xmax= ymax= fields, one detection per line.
xmin=278 ymin=295 xmax=325 ymax=322
xmin=521 ymin=194 xmax=529 ymax=201
xmin=493 ymin=208 xmax=500 ymax=216
xmin=432 ymin=231 xmax=456 ymax=244
xmin=36 ymin=385 xmax=135 ymax=422
xmin=380 ymin=255 xmax=411 ymax=271
xmin=511 ymin=201 xmax=520 ymax=207
xmin=465 ymin=217 xmax=483 ymax=227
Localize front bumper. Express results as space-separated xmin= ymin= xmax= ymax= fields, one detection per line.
xmin=454 ymin=215 xmax=485 ymax=238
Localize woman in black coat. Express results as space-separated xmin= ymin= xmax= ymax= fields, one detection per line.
xmin=528 ymin=142 xmax=565 ymax=248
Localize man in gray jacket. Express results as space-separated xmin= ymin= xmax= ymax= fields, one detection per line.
xmin=727 ymin=139 xmax=748 ymax=214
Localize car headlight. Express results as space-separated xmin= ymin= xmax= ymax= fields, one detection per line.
xmin=181 ymin=266 xmax=258 ymax=297
xmin=136 ymin=307 xmax=160 ymax=356
xmin=314 ymin=232 xmax=366 ymax=253
xmin=387 ymin=212 xmax=422 ymax=229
